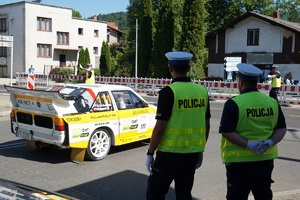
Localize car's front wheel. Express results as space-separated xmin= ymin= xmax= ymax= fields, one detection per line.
xmin=85 ymin=128 xmax=111 ymax=161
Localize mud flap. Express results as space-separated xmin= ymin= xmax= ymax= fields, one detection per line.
xmin=26 ymin=140 xmax=37 ymax=149
xmin=70 ymin=148 xmax=86 ymax=162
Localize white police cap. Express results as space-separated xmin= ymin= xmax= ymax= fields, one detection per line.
xmin=237 ymin=63 xmax=262 ymax=80
xmin=165 ymin=51 xmax=193 ymax=65
xmin=87 ymin=63 xmax=92 ymax=67
xmin=272 ymin=64 xmax=279 ymax=68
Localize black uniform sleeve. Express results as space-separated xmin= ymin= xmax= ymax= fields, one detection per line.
xmin=155 ymin=86 xmax=174 ymax=121
xmin=275 ymin=72 xmax=281 ymax=79
xmin=219 ymin=99 xmax=238 ymax=133
xmin=206 ymin=94 xmax=211 ymax=119
xmin=276 ymin=104 xmax=286 ymax=129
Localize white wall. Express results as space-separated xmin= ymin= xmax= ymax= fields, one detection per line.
xmin=275 ymin=64 xmax=300 ymax=81
xmin=0 ymin=3 xmax=26 ymax=76
xmin=226 ymin=16 xmax=284 ymax=53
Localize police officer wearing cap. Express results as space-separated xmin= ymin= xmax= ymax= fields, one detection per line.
xmin=268 ymin=65 xmax=282 ymax=102
xmin=219 ymin=63 xmax=287 ymax=200
xmin=80 ymin=63 xmax=95 ymax=84
xmin=145 ymin=51 xmax=211 ymax=200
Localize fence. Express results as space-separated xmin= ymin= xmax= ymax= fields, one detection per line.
xmin=15 ymin=73 xmax=300 ymax=106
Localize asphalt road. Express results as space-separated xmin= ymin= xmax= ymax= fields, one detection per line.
xmin=0 ymin=89 xmax=299 ymax=199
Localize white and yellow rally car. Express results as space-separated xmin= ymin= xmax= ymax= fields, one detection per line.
xmin=6 ymin=84 xmax=157 ymax=162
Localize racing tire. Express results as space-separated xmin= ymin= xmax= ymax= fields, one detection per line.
xmin=85 ymin=128 xmax=111 ymax=161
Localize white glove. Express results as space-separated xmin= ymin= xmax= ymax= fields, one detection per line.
xmin=246 ymin=140 xmax=264 ymax=154
xmin=145 ymin=155 xmax=154 ymax=175
xmin=258 ymin=139 xmax=274 ymax=154
xmin=267 ymin=75 xmax=272 ymax=78
xmin=196 ymin=152 xmax=203 ymax=169
xmin=79 ymin=64 xmax=83 ymax=69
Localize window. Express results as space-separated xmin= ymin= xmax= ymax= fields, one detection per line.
xmin=93 ymin=47 xmax=98 ymax=54
xmin=0 ymin=47 xmax=7 ymax=57
xmin=247 ymin=29 xmax=259 ymax=46
xmin=112 ymin=90 xmax=146 ymax=110
xmin=94 ymin=30 xmax=99 ymax=37
xmin=37 ymin=44 xmax=52 ymax=57
xmin=37 ymin=17 xmax=51 ymax=31
xmin=57 ymin=32 xmax=69 ymax=45
xmin=92 ymin=92 xmax=113 ymax=112
xmin=0 ymin=18 xmax=7 ymax=32
xmin=78 ymin=28 xmax=83 ymax=35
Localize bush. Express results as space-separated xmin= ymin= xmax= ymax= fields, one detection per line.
xmin=58 ymin=68 xmax=74 ymax=75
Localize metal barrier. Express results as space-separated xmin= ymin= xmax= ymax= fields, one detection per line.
xmin=15 ymin=73 xmax=300 ymax=106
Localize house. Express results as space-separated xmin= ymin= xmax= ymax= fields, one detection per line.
xmin=207 ymin=11 xmax=300 ymax=82
xmin=0 ymin=1 xmax=107 ymax=77
xmin=107 ymin=22 xmax=125 ymax=45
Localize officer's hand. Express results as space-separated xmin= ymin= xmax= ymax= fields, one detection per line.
xmin=79 ymin=64 xmax=83 ymax=69
xmin=258 ymin=139 xmax=274 ymax=154
xmin=246 ymin=140 xmax=264 ymax=154
xmin=268 ymin=75 xmax=273 ymax=78
xmin=145 ymin=155 xmax=154 ymax=175
xmin=196 ymin=152 xmax=203 ymax=169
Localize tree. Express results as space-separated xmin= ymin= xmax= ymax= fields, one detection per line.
xmin=77 ymin=48 xmax=85 ymax=68
xmin=272 ymin=0 xmax=300 ymax=22
xmin=180 ymin=0 xmax=207 ymax=78
xmin=137 ymin=0 xmax=154 ymax=77
xmin=100 ymin=41 xmax=112 ymax=76
xmin=72 ymin=10 xmax=82 ymax=18
xmin=151 ymin=0 xmax=175 ymax=78
xmin=206 ymin=0 xmax=242 ymax=32
xmin=84 ymin=48 xmax=91 ymax=66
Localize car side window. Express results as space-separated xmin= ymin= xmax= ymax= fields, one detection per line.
xmin=112 ymin=90 xmax=143 ymax=110
xmin=92 ymin=92 xmax=113 ymax=112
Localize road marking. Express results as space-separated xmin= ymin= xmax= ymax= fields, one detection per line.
xmin=289 ymin=115 xmax=300 ymax=118
xmin=0 ymin=141 xmax=25 ymax=150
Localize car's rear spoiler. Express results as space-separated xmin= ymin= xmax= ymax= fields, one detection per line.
xmin=4 ymin=84 xmax=80 ymax=115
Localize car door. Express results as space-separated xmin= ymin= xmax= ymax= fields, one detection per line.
xmin=111 ymin=90 xmax=156 ymax=145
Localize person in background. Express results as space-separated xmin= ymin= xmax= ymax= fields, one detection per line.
xmin=268 ymin=65 xmax=281 ymax=102
xmin=219 ymin=63 xmax=286 ymax=200
xmin=117 ymin=94 xmax=126 ymax=109
xmin=80 ymin=63 xmax=95 ymax=84
xmin=145 ymin=51 xmax=211 ymax=200
xmin=28 ymin=65 xmax=35 ymax=74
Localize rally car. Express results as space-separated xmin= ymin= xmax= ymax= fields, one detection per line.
xmin=5 ymin=84 xmax=157 ymax=162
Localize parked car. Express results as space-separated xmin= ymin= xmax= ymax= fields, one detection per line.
xmin=5 ymin=84 xmax=157 ymax=162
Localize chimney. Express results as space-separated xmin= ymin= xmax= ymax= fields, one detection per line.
xmin=273 ymin=12 xmax=280 ymax=19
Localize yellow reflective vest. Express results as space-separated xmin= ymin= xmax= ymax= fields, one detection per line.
xmin=157 ymin=82 xmax=208 ymax=153
xmin=272 ymin=74 xmax=281 ymax=88
xmin=221 ymin=92 xmax=279 ymax=163
xmin=85 ymin=70 xmax=95 ymax=84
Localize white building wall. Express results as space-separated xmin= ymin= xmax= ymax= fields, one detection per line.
xmin=0 ymin=3 xmax=26 ymax=76
xmin=226 ymin=17 xmax=283 ymax=53
xmin=275 ymin=64 xmax=300 ymax=81
xmin=0 ymin=2 xmax=107 ymax=77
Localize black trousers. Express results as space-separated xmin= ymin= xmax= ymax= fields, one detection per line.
xmin=146 ymin=151 xmax=198 ymax=200
xmin=225 ymin=160 xmax=274 ymax=200
xmin=269 ymin=87 xmax=280 ymax=102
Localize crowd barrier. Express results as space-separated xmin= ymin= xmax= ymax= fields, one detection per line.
xmin=15 ymin=73 xmax=300 ymax=106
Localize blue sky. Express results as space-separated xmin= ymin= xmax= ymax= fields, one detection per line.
xmin=0 ymin=0 xmax=129 ymax=18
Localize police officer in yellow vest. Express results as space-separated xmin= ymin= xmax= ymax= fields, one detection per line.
xmin=80 ymin=63 xmax=95 ymax=84
xmin=146 ymin=51 xmax=211 ymax=200
xmin=219 ymin=63 xmax=287 ymax=200
xmin=268 ymin=65 xmax=281 ymax=102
